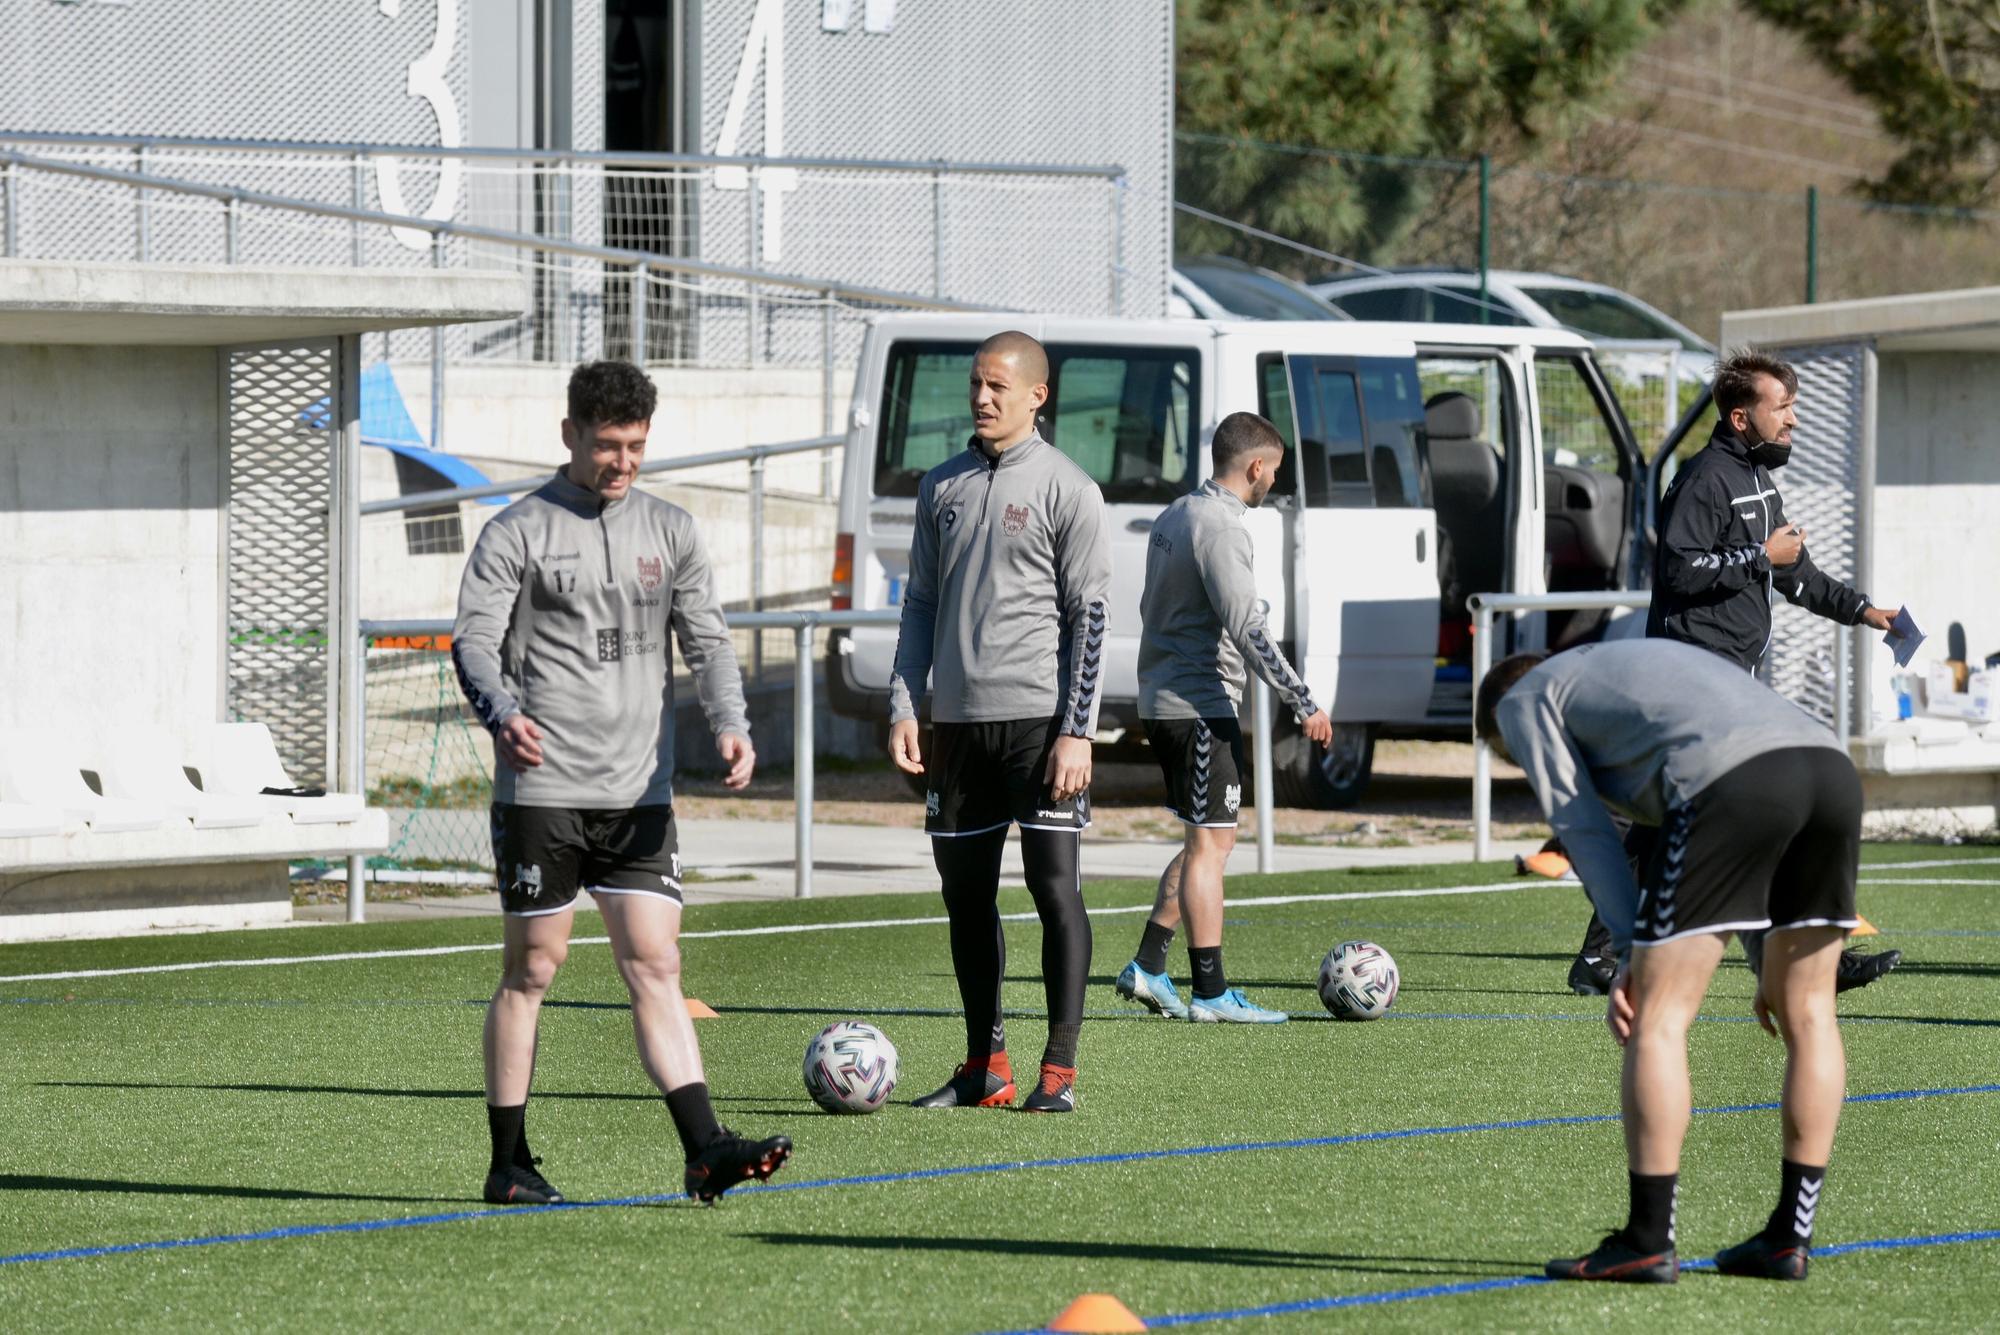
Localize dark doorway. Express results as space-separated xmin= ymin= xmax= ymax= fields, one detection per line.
xmin=604 ymin=0 xmax=691 ymax=363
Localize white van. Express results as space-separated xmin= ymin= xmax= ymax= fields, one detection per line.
xmin=825 ymin=314 xmax=1653 ymax=805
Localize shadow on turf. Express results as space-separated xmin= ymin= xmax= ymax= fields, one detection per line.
xmin=743 ymin=1232 xmax=1542 ymax=1278
xmin=0 ymin=1173 xmax=458 ymax=1205
xmin=37 ymin=1080 xmax=660 ymax=1102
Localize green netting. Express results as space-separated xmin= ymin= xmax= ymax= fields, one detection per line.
xmin=360 ymin=637 xmax=494 ymax=875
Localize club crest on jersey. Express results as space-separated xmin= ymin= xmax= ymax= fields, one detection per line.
xmin=1002 ymin=503 xmax=1030 ymax=535
xmin=1223 ymin=784 xmax=1241 ymax=814
xmin=636 ymin=555 xmax=663 ymax=591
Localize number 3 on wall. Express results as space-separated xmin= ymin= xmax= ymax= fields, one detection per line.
xmin=375 ymin=0 xmax=463 ymax=252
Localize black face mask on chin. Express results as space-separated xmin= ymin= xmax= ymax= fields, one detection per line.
xmin=1737 ymin=416 xmax=1792 ymax=470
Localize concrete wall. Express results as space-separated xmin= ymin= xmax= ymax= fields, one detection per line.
xmin=0 ymin=344 xmax=223 ymax=751
xmin=1873 ymin=350 xmax=2000 ymax=669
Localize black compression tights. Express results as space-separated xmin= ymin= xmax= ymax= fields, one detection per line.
xmin=931 ymin=826 xmax=1091 ymax=1065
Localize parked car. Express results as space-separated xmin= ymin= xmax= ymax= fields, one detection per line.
xmin=826 ymin=313 xmax=1676 ymax=807
xmin=1310 ymin=268 xmax=1710 ymax=353
xmin=1171 ymin=255 xmax=1350 ymax=322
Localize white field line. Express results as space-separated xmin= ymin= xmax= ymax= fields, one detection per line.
xmin=0 ymin=880 xmax=1545 ymax=984
xmin=1860 ymin=857 xmax=2000 ymax=872
xmin=1856 ymin=879 xmax=2000 ymax=887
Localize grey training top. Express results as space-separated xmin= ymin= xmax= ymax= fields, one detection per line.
xmin=1137 ymin=479 xmax=1318 ymax=722
xmin=1494 ymin=638 xmax=1844 ymax=955
xmin=452 ymin=471 xmax=750 ymax=808
xmin=889 ymin=433 xmax=1112 ymax=734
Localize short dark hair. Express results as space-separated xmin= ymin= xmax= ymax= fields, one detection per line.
xmin=567 ymin=359 xmax=658 ymax=428
xmin=1711 ymin=348 xmax=1797 ymax=421
xmin=1211 ymin=411 xmax=1285 ymax=476
xmin=1474 ymin=652 xmax=1549 ymax=749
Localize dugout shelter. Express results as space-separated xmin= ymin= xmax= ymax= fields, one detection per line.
xmin=0 ymin=258 xmax=522 ymax=942
xmin=1719 ymin=286 xmax=2000 ymax=834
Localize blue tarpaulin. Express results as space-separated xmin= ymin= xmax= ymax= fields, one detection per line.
xmin=299 ymin=363 xmax=502 ymax=504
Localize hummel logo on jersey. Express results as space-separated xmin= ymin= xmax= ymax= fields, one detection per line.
xmin=1224 ymin=784 xmax=1241 ymax=813
xmin=512 ymin=863 xmax=544 ymax=898
xmin=925 ymin=791 xmax=941 ymax=816
xmin=1002 ymin=503 xmax=1030 ymax=536
xmin=670 ymin=852 xmax=682 ymax=878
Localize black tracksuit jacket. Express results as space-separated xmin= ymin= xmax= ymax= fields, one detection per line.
xmin=1644 ymin=421 xmax=1872 ymax=670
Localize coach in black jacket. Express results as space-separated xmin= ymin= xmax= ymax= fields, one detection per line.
xmin=1565 ymin=349 xmax=1901 ymax=999
xmin=1647 ymin=350 xmax=1892 ymax=665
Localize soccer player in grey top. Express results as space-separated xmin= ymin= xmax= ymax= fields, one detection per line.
xmin=1477 ymin=640 xmax=1860 ymax=1284
xmin=453 ymin=361 xmax=790 ymax=1205
xmin=888 ymin=331 xmax=1111 ymax=1112
xmin=1116 ymin=412 xmax=1330 ymax=1023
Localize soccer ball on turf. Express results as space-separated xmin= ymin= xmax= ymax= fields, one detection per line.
xmin=802 ymin=1020 xmax=900 ymax=1114
xmin=1318 ymin=940 xmax=1400 ymax=1020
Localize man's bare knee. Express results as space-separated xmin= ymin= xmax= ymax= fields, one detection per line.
xmin=619 ymin=941 xmax=683 ymax=997
xmin=504 ymin=941 xmax=567 ymax=995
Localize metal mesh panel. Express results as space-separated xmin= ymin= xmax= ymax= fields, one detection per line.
xmin=1764 ymin=342 xmax=1867 ymax=728
xmin=226 ymin=343 xmax=337 ymax=786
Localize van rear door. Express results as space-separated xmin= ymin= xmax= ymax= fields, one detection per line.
xmin=1259 ymin=352 xmax=1436 ymax=723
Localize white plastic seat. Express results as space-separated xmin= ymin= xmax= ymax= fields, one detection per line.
xmin=189 ymin=723 xmax=366 ymax=825
xmin=0 ymin=730 xmax=167 ymax=833
xmin=0 ymin=801 xmax=67 ymax=838
xmin=96 ymin=726 xmax=269 ymax=830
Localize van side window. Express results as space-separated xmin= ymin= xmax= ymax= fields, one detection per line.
xmin=874 ymin=341 xmax=1199 ymax=503
xmin=1290 ymin=361 xmax=1370 ymax=507
xmin=1358 ymin=358 xmax=1430 ymax=509
xmin=1535 ymin=355 xmax=1627 ymax=478
xmin=1257 ymin=354 xmax=1298 ymax=499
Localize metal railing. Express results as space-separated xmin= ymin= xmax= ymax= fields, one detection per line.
xmin=350 ymin=609 xmax=1283 ymax=920
xmin=1468 ymin=591 xmax=1653 ymax=861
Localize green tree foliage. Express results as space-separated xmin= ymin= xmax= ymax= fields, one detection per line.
xmin=1176 ymin=0 xmax=1689 ymax=269
xmin=1746 ymin=0 xmax=2000 ymax=206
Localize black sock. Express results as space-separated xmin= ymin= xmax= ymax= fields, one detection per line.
xmin=934 ymin=828 xmax=1009 ymax=1060
xmin=1765 ymin=1159 xmax=1825 ymax=1247
xmin=487 ymin=1103 xmax=525 ymax=1175
xmin=1625 ymin=1172 xmax=1678 ymax=1253
xmin=1043 ymin=1021 xmax=1081 ymax=1070
xmin=1190 ymin=945 xmax=1226 ymax=999
xmin=1135 ymin=920 xmax=1175 ymax=975
xmin=664 ymin=1082 xmax=722 ymax=1160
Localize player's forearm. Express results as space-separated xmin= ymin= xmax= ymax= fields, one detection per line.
xmin=448 ymin=636 xmax=519 ymax=734
xmin=887 ymin=608 xmax=935 ymax=725
xmin=1236 ymin=621 xmax=1317 ymax=720
xmin=1058 ymin=597 xmax=1108 ymax=736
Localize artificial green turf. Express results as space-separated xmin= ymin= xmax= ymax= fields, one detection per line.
xmin=1 ymin=845 xmax=1995 ymax=1332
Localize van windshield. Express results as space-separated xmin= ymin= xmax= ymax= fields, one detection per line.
xmin=875 ymin=340 xmax=1199 ymax=504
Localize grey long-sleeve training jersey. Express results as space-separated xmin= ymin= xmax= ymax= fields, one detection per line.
xmin=1494 ymin=638 xmax=1844 ymax=956
xmin=1137 ymin=479 xmax=1318 ymax=722
xmin=889 ymin=433 xmax=1111 ymax=734
xmin=452 ymin=471 xmax=750 ymax=808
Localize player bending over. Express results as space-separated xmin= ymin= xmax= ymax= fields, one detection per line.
xmin=888 ymin=331 xmax=1111 ymax=1112
xmin=1116 ymin=411 xmax=1329 ymax=1023
xmin=1478 ymin=639 xmax=1858 ymax=1283
xmin=454 ymin=360 xmax=790 ymax=1205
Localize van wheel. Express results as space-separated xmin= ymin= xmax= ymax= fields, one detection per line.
xmin=1271 ymin=721 xmax=1374 ymax=810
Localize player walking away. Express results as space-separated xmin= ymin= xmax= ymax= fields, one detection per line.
xmin=888 ymin=331 xmax=1111 ymax=1113
xmin=1479 ymin=640 xmax=1859 ymax=1284
xmin=453 ymin=360 xmax=790 ymax=1205
xmin=1565 ymin=348 xmax=1900 ymax=1000
xmin=1116 ymin=412 xmax=1330 ymax=1024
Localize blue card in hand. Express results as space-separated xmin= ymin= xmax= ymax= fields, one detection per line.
xmin=1884 ymin=606 xmax=1924 ymax=667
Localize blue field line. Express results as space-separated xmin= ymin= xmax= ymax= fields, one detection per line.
xmin=979 ymin=1227 xmax=2000 ymax=1333
xmin=3 ymin=1083 xmax=1997 ymax=1271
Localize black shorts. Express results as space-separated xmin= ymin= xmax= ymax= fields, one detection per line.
xmin=1630 ymin=747 xmax=1860 ymax=949
xmin=925 ymin=718 xmax=1088 ymax=837
xmin=490 ymin=803 xmax=683 ymax=916
xmin=1144 ymin=717 xmax=1245 ymax=828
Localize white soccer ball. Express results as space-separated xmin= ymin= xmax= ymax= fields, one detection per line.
xmin=1318 ymin=940 xmax=1400 ymax=1020
xmin=802 ymin=1020 xmax=900 ymax=1114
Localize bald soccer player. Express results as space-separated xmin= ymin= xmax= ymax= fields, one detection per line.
xmin=889 ymin=330 xmax=1111 ymax=1113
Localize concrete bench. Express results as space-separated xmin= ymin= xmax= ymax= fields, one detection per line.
xmin=0 ymin=724 xmax=385 ymax=943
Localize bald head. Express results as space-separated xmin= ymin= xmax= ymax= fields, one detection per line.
xmin=969 ymin=330 xmax=1050 ymax=451
xmin=974 ymin=330 xmax=1049 ymax=387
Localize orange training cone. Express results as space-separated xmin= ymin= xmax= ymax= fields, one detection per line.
xmin=684 ymin=997 xmax=719 ymax=1018
xmin=1046 ymin=1293 xmax=1146 ymax=1333
xmin=1851 ymin=916 xmax=1880 ymax=938
xmin=1516 ymin=850 xmax=1573 ymax=879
